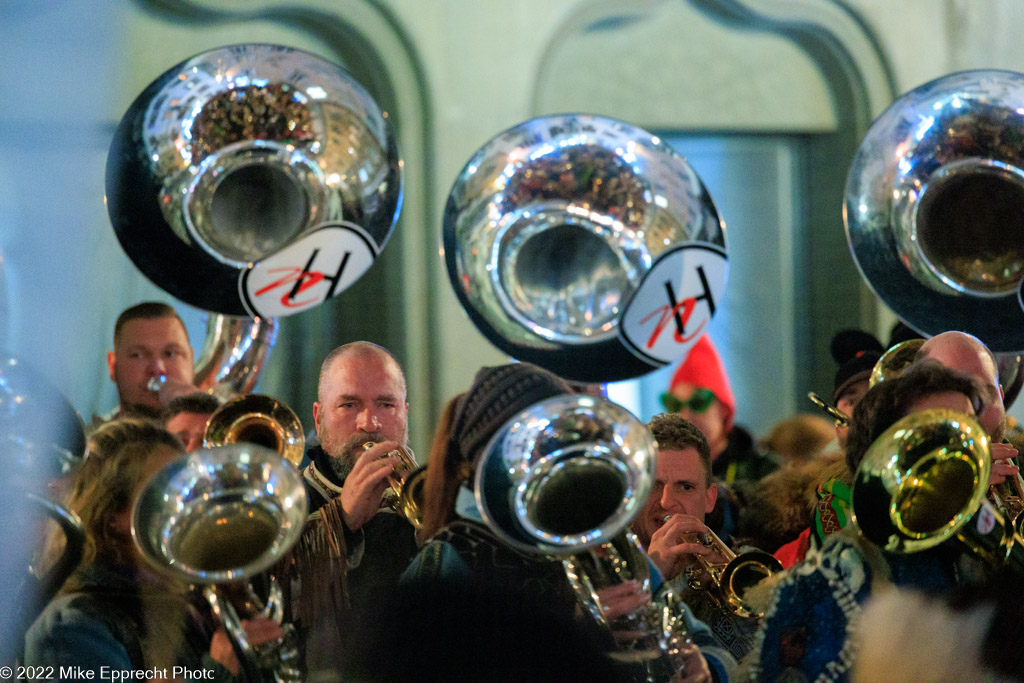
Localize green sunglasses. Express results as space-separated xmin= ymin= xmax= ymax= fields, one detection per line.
xmin=660 ymin=388 xmax=716 ymax=414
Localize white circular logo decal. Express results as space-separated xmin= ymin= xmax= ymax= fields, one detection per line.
xmin=619 ymin=243 xmax=728 ymax=366
xmin=239 ymin=222 xmax=377 ymax=318
xmin=976 ymin=499 xmax=997 ymax=536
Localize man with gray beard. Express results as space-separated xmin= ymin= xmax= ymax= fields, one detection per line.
xmin=303 ymin=341 xmax=410 ymax=516
xmin=288 ymin=341 xmax=419 ymax=677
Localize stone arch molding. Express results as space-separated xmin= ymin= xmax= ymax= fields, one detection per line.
xmin=533 ymin=0 xmax=895 ymax=133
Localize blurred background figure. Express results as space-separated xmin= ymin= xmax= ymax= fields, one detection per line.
xmin=759 ymin=413 xmax=836 ymax=468
xmin=161 ymin=392 xmax=221 ymax=452
xmin=855 ymin=572 xmax=1024 ymax=682
xmin=662 ymin=335 xmax=776 ymax=487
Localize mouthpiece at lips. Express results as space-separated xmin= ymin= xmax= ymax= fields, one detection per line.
xmin=147 ymin=375 xmax=167 ymax=393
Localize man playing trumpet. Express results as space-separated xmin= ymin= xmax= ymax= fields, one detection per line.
xmin=631 ymin=413 xmax=759 ymax=662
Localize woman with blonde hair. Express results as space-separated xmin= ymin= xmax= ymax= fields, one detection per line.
xmin=25 ymin=419 xmax=279 ymax=679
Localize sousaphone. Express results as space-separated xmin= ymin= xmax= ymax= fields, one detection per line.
xmin=106 ymin=44 xmax=403 ymax=319
xmin=444 ymin=114 xmax=727 ymax=382
xmin=845 ymin=69 xmax=1024 ymax=352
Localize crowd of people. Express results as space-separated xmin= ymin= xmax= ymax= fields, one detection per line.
xmin=11 ymin=300 xmax=1024 ymax=681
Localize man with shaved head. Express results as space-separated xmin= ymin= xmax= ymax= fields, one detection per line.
xmin=916 ymin=330 xmax=1019 ymax=485
xmin=305 ymin=341 xmax=410 ymax=521
xmin=291 ymin=341 xmax=418 ymax=676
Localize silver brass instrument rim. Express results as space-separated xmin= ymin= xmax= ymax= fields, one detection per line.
xmin=474 ymin=393 xmax=656 ymax=556
xmin=131 ymin=443 xmax=308 ymax=584
xmin=844 ymin=69 xmax=1024 ymax=351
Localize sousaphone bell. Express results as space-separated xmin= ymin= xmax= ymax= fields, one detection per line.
xmin=444 ymin=114 xmax=727 ymax=382
xmin=106 ymin=44 xmax=402 ymax=319
xmin=845 ymin=69 xmax=1024 ymax=352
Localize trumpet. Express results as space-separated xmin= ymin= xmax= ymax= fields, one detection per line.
xmin=362 ymin=442 xmax=424 ymax=528
xmin=672 ymin=521 xmax=782 ymax=620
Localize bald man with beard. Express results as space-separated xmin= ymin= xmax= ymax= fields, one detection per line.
xmin=916 ymin=330 xmax=1019 ymax=486
xmin=286 ymin=341 xmax=419 ymax=677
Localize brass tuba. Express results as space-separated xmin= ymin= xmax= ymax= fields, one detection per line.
xmin=444 ymin=114 xmax=727 ymax=382
xmin=133 ymin=444 xmax=308 ymax=682
xmin=475 ymin=394 xmax=689 ymax=679
xmin=845 ymin=69 xmax=1024 ymax=352
xmin=106 ymin=44 xmax=402 ymax=319
xmin=851 ymin=408 xmax=1024 ymax=571
xmin=204 ymin=394 xmax=306 ymax=467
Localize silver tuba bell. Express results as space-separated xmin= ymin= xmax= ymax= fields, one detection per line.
xmin=444 ymin=114 xmax=727 ymax=382
xmin=106 ymin=44 xmax=402 ymax=319
xmin=845 ymin=69 xmax=1024 ymax=352
xmin=475 ymin=394 xmax=689 ymax=679
xmin=132 ymin=444 xmax=308 ymax=682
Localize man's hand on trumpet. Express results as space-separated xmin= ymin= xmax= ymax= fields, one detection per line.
xmin=647 ymin=514 xmax=727 ymax=583
xmin=989 ymin=441 xmax=1020 ymax=486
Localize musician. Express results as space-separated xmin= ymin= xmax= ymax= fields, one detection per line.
xmin=24 ymin=419 xmax=279 ymax=679
xmin=916 ymin=330 xmax=1019 ymax=485
xmin=286 ymin=341 xmax=418 ymax=676
xmin=105 ymin=302 xmax=197 ymax=419
xmin=162 ymin=392 xmax=221 ymax=452
xmin=632 ymin=413 xmax=758 ymax=663
xmin=403 ymin=364 xmax=716 ymax=682
xmin=746 ymin=362 xmax=986 ymax=681
xmin=404 ymin=363 xmax=580 ymax=612
xmin=829 ymin=329 xmax=884 ymax=448
xmin=778 ymin=330 xmax=884 ymax=567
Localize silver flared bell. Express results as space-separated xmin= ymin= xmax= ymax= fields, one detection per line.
xmin=107 ymin=44 xmax=402 ymax=317
xmin=444 ymin=114 xmax=727 ymax=382
xmin=132 ymin=443 xmax=307 ymax=584
xmin=474 ymin=393 xmax=656 ymax=555
xmin=845 ymin=69 xmax=1024 ymax=352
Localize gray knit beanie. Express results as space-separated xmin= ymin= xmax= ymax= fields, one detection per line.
xmin=450 ymin=362 xmax=572 ymax=469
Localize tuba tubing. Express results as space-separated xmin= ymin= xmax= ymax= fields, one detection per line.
xmin=474 ymin=394 xmax=689 ymax=680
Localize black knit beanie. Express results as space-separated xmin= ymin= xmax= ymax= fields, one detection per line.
xmin=450 ymin=362 xmax=572 ymax=468
xmin=831 ymin=329 xmax=884 ymax=404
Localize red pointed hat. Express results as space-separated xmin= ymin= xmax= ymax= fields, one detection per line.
xmin=668 ymin=334 xmax=736 ymax=432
